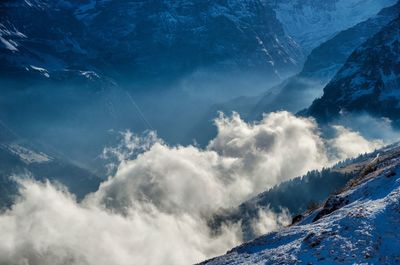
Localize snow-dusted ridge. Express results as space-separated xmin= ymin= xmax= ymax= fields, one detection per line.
xmin=200 ymin=143 xmax=400 ymax=264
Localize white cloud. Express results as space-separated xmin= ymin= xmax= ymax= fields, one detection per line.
xmin=0 ymin=179 xmax=240 ymax=265
xmin=0 ymin=111 xmax=388 ymax=265
xmin=250 ymin=208 xmax=291 ymax=236
xmin=337 ymin=112 xmax=400 ymax=143
xmin=328 ymin=125 xmax=383 ymax=160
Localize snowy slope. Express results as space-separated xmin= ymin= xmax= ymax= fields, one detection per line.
xmin=269 ymin=0 xmax=397 ymax=53
xmin=201 ymin=143 xmax=400 ymax=264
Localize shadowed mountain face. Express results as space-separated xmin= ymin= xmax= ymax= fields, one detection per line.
xmin=306 ymin=16 xmax=400 ymax=123
xmin=186 ymin=2 xmax=400 ymax=146
xmin=250 ymin=1 xmax=400 ymax=120
xmin=0 ymin=0 xmax=303 ymax=84
xmin=301 ymin=1 xmax=400 ymax=81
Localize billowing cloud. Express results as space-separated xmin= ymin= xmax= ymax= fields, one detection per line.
xmin=0 ymin=179 xmax=240 ymax=265
xmin=328 ymin=125 xmax=383 ymax=160
xmin=250 ymin=208 xmax=291 ymax=236
xmin=0 ymin=111 xmax=390 ymax=265
xmin=336 ymin=112 xmax=400 ymax=143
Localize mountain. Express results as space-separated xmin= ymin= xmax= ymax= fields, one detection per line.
xmin=0 ymin=0 xmax=89 ymax=79
xmin=201 ymin=143 xmax=400 ymax=264
xmin=0 ymin=0 xmax=303 ymax=84
xmin=186 ymin=2 xmax=400 ymax=145
xmin=250 ymin=1 xmax=400 ymax=119
xmin=301 ymin=1 xmax=400 ymax=82
xmin=305 ymin=16 xmax=400 ymax=123
xmin=269 ymin=0 xmax=397 ymax=54
xmin=2 ymin=0 xmax=395 ymax=83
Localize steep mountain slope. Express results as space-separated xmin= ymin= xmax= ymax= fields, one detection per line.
xmin=186 ymin=2 xmax=400 ymax=145
xmin=306 ymin=16 xmax=400 ymax=123
xmin=301 ymin=1 xmax=400 ymax=82
xmin=201 ymin=143 xmax=400 ymax=264
xmin=0 ymin=0 xmax=89 ymax=78
xmin=269 ymin=0 xmax=397 ymax=53
xmin=0 ymin=0 xmax=303 ymax=83
xmin=249 ymin=2 xmax=400 ymax=119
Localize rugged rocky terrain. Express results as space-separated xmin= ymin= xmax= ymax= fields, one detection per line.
xmin=188 ymin=1 xmax=400 ymax=145
xmin=306 ymin=16 xmax=400 ymax=123
xmin=250 ymin=1 xmax=400 ymax=119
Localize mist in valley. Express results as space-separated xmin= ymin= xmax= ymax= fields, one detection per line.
xmin=1 ymin=0 xmax=399 ymax=264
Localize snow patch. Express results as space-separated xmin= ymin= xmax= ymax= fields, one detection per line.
xmin=2 ymin=144 xmax=53 ymax=164
xmin=29 ymin=65 xmax=50 ymax=78
xmin=0 ymin=36 xmax=18 ymax=51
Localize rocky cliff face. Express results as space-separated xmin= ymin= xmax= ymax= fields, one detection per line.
xmin=249 ymin=2 xmax=400 ymax=119
xmin=306 ymin=16 xmax=400 ymax=123
xmin=301 ymin=1 xmax=400 ymax=81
